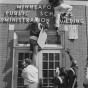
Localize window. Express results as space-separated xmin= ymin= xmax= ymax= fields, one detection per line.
xmin=14 ymin=31 xmax=63 ymax=46
xmin=16 ymin=51 xmax=30 ymax=88
xmin=42 ymin=51 xmax=60 ymax=88
xmin=46 ymin=34 xmax=61 ymax=44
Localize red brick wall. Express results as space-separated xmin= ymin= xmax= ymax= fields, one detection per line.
xmin=65 ymin=5 xmax=87 ymax=88
xmin=0 ymin=23 xmax=10 ymax=88
xmin=0 ymin=5 xmax=14 ymax=88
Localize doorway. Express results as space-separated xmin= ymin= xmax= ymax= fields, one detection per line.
xmin=13 ymin=49 xmax=62 ymax=88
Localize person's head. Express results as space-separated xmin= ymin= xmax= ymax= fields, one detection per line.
xmin=71 ymin=60 xmax=77 ymax=66
xmin=33 ymin=17 xmax=40 ymax=23
xmin=22 ymin=58 xmax=31 ymax=68
xmin=60 ymin=67 xmax=66 ymax=75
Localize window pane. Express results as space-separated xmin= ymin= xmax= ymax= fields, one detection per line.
xmin=49 ymin=83 xmax=53 ymax=86
xmin=43 ymin=62 xmax=48 ymax=69
xmin=43 ymin=84 xmax=48 ymax=86
xmin=43 ymin=53 xmax=48 ymax=61
xmin=25 ymin=53 xmax=29 ymax=58
xmin=49 ymin=53 xmax=54 ymax=61
xmin=17 ymin=78 xmax=24 ymax=86
xmin=43 ymin=70 xmax=48 ymax=77
xmin=19 ymin=53 xmax=24 ymax=60
xmin=49 ymin=62 xmax=54 ymax=69
xmin=55 ymin=62 xmax=60 ymax=68
xmin=46 ymin=34 xmax=61 ymax=44
xmin=18 ymin=69 xmax=22 ymax=77
xmin=49 ymin=70 xmax=53 ymax=77
xmin=43 ymin=79 xmax=48 ymax=84
xmin=18 ymin=33 xmax=29 ymax=44
xmin=18 ymin=61 xmax=22 ymax=69
xmin=55 ymin=53 xmax=59 ymax=61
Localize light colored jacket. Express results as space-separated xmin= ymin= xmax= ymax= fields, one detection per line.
xmin=21 ymin=65 xmax=38 ymax=85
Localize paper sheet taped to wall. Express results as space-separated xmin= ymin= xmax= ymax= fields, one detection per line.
xmin=68 ymin=25 xmax=78 ymax=39
xmin=9 ymin=24 xmax=14 ymax=30
xmin=37 ymin=29 xmax=47 ymax=49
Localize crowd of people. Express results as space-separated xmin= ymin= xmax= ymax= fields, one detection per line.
xmin=21 ymin=0 xmax=80 ymax=88
xmin=53 ymin=49 xmax=78 ymax=88
xmin=21 ymin=49 xmax=78 ymax=88
xmin=25 ymin=0 xmax=73 ymax=67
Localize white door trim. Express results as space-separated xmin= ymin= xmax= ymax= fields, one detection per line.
xmin=38 ymin=49 xmax=61 ymax=79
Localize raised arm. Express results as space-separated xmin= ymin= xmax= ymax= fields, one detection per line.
xmin=44 ymin=21 xmax=49 ymax=29
xmin=39 ymin=21 xmax=49 ymax=31
xmin=66 ymin=48 xmax=74 ymax=62
xmin=25 ymin=22 xmax=33 ymax=30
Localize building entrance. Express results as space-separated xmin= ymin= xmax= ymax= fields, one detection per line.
xmin=38 ymin=50 xmax=61 ymax=88
xmin=13 ymin=49 xmax=62 ymax=88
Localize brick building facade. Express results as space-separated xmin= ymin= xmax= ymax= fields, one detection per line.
xmin=0 ymin=0 xmax=88 ymax=88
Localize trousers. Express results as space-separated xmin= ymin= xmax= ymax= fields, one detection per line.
xmin=26 ymin=82 xmax=38 ymax=88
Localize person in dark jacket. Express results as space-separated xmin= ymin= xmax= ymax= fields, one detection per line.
xmin=53 ymin=67 xmax=69 ymax=88
xmin=60 ymin=67 xmax=69 ymax=88
xmin=49 ymin=0 xmax=73 ymax=34
xmin=66 ymin=48 xmax=78 ymax=88
xmin=83 ymin=57 xmax=88 ymax=88
xmin=26 ymin=17 xmax=49 ymax=66
xmin=53 ymin=67 xmax=63 ymax=88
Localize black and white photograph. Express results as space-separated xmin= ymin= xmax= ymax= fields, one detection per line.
xmin=0 ymin=0 xmax=88 ymax=88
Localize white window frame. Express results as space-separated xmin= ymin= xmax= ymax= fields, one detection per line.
xmin=12 ymin=30 xmax=64 ymax=88
xmin=13 ymin=30 xmax=64 ymax=49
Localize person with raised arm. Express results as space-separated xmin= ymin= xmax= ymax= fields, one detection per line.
xmin=53 ymin=67 xmax=63 ymax=88
xmin=83 ymin=57 xmax=88 ymax=88
xmin=26 ymin=17 xmax=49 ymax=66
xmin=66 ymin=48 xmax=78 ymax=88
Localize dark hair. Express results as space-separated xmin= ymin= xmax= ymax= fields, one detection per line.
xmin=49 ymin=0 xmax=63 ymax=7
xmin=71 ymin=61 xmax=77 ymax=67
xmin=25 ymin=58 xmax=31 ymax=65
xmin=60 ymin=67 xmax=66 ymax=75
xmin=49 ymin=0 xmax=53 ymax=3
xmin=21 ymin=58 xmax=31 ymax=69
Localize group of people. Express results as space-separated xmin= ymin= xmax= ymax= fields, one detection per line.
xmin=53 ymin=49 xmax=78 ymax=88
xmin=21 ymin=49 xmax=78 ymax=88
xmin=26 ymin=17 xmax=49 ymax=66
xmin=21 ymin=0 xmax=76 ymax=88
xmin=25 ymin=0 xmax=73 ymax=67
